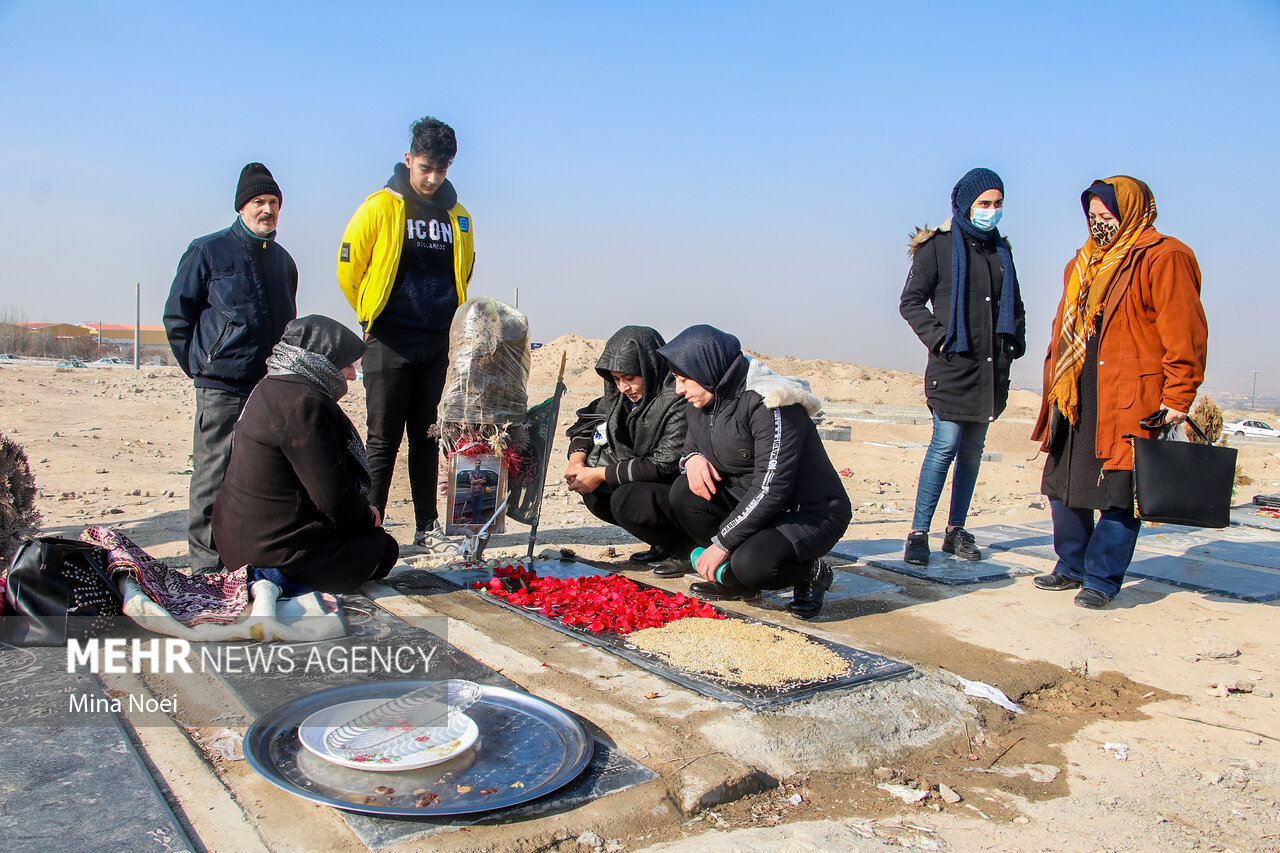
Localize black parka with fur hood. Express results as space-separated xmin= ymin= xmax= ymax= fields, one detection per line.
xmin=899 ymin=219 xmax=1026 ymax=422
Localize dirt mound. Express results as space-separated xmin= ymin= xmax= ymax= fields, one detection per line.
xmin=526 ymin=336 xmax=1036 ymax=412
xmin=528 ymin=334 xmax=607 ymax=390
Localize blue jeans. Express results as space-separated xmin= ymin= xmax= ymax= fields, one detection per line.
xmin=910 ymin=412 xmax=989 ymax=532
xmin=1049 ymin=498 xmax=1141 ymax=599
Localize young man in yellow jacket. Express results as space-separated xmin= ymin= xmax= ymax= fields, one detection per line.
xmin=337 ymin=116 xmax=476 ymax=545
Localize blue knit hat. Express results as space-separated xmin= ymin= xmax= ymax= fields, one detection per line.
xmin=951 ymin=167 xmax=1004 ymax=219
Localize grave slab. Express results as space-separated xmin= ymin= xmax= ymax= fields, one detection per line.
xmin=0 ymin=647 xmax=193 ymax=852
xmin=1231 ymin=506 xmax=1280 ymax=533
xmin=761 ymin=569 xmax=901 ymax=607
xmin=1136 ymin=530 xmax=1280 ymax=570
xmin=420 ymin=561 xmax=912 ymax=710
xmin=832 ymin=537 xmax=1036 ymax=584
xmin=1124 ymin=554 xmax=1280 ymax=603
xmin=344 ymin=739 xmax=652 ymax=850
xmin=963 ymin=524 xmax=1058 ymax=562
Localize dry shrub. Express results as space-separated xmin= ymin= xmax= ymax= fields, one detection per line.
xmin=1188 ymin=396 xmax=1223 ymax=444
xmin=0 ymin=435 xmax=41 ymax=566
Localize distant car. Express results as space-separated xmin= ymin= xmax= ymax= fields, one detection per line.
xmin=0 ymin=353 xmax=17 ymax=360
xmin=1224 ymin=419 xmax=1280 ymax=439
xmin=93 ymin=356 xmax=127 ymax=365
xmin=55 ymin=359 xmax=86 ymax=368
xmin=529 ymin=342 xmax=544 ymax=351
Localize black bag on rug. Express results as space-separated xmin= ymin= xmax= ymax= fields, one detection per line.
xmin=1 ymin=537 xmax=123 ymax=646
xmin=1128 ymin=413 xmax=1238 ymax=529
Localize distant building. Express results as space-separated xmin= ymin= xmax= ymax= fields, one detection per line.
xmin=78 ymin=323 xmax=169 ymax=346
xmin=15 ymin=322 xmax=92 ymax=339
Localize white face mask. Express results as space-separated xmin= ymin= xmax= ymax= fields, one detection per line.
xmin=970 ymin=208 xmax=1002 ymax=232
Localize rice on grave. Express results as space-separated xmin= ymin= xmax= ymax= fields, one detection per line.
xmin=625 ymin=617 xmax=851 ymax=687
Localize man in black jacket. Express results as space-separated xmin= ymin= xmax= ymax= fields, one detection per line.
xmin=163 ymin=163 xmax=298 ymax=571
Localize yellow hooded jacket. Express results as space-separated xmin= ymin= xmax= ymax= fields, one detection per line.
xmin=336 ymin=186 xmax=475 ymax=331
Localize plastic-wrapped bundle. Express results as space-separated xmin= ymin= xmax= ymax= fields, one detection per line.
xmin=438 ymin=298 xmax=531 ymax=424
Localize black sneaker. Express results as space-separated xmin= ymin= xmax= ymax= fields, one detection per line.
xmin=1074 ymin=588 xmax=1113 ymax=609
xmin=788 ymin=559 xmax=834 ymax=620
xmin=904 ymin=531 xmax=930 ymax=565
xmin=688 ymin=580 xmax=759 ymax=601
xmin=630 ymin=545 xmax=671 ymax=564
xmin=652 ymin=559 xmax=691 ymax=578
xmin=1033 ymin=572 xmax=1083 ymax=591
xmin=941 ymin=527 xmax=981 ymax=561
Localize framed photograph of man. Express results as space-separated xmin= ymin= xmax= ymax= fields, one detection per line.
xmin=446 ymin=453 xmax=507 ymax=535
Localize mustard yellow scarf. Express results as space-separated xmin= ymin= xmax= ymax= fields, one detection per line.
xmin=1047 ymin=176 xmax=1158 ymax=423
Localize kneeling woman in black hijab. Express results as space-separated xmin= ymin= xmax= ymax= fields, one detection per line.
xmin=658 ymin=325 xmax=852 ymax=619
xmin=213 ymin=315 xmax=399 ymax=592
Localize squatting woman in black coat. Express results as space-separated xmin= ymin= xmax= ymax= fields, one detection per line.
xmin=658 ymin=325 xmax=852 ymax=620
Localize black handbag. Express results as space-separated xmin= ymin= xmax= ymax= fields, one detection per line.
xmin=1 ymin=537 xmax=123 ymax=646
xmin=1128 ymin=413 xmax=1238 ymax=529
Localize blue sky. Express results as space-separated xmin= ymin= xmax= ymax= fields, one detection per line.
xmin=1 ymin=1 xmax=1277 ymax=394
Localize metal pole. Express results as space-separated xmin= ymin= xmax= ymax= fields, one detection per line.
xmin=134 ymin=283 xmax=141 ymax=370
xmin=525 ymin=351 xmax=567 ymax=559
xmin=1252 ymin=371 xmax=1260 ymax=411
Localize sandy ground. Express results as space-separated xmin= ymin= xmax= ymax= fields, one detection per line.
xmin=3 ymin=342 xmax=1280 ymax=853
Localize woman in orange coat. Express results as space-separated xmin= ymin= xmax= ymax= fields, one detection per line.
xmin=1031 ymin=176 xmax=1207 ymax=608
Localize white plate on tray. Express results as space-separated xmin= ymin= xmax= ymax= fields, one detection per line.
xmin=297 ymin=698 xmax=478 ymax=772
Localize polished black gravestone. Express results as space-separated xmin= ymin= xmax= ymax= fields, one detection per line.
xmin=1230 ymin=505 xmax=1280 ymax=533
xmin=1124 ymin=554 xmax=1280 ymax=603
xmin=1137 ymin=527 xmax=1280 ymax=570
xmin=1023 ymin=517 xmax=1280 ymax=601
xmin=426 ymin=560 xmax=913 ymax=710
xmin=962 ymin=524 xmax=1059 ymax=562
xmin=0 ymin=645 xmax=193 ymax=852
xmin=831 ymin=538 xmax=1035 ymax=585
xmin=212 ymin=596 xmax=655 ymax=850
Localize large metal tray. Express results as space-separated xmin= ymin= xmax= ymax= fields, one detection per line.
xmin=244 ymin=680 xmax=593 ymax=816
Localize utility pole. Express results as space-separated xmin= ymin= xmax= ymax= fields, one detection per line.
xmin=134 ymin=283 xmax=141 ymax=369
xmin=1251 ymin=371 xmax=1260 ymax=412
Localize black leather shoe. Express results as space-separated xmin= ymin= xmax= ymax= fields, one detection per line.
xmin=903 ymin=531 xmax=930 ymax=566
xmin=630 ymin=545 xmax=671 ymax=564
xmin=689 ymin=580 xmax=759 ymax=601
xmin=652 ymin=559 xmax=691 ymax=578
xmin=941 ymin=527 xmax=982 ymax=561
xmin=787 ymin=559 xmax=834 ymax=620
xmin=1074 ymin=588 xmax=1113 ymax=609
xmin=1033 ymin=572 xmax=1083 ymax=591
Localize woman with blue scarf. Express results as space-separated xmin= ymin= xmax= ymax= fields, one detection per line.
xmin=899 ymin=168 xmax=1025 ymax=567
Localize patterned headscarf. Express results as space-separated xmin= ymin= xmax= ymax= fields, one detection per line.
xmin=1046 ymin=176 xmax=1158 ymax=423
xmin=264 ymin=316 xmax=370 ymax=494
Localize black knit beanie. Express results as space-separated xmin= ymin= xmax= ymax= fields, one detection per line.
xmin=235 ymin=163 xmax=283 ymax=211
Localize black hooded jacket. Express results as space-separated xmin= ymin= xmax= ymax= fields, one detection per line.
xmin=566 ymin=326 xmax=686 ymax=486
xmin=658 ymin=326 xmax=851 ymax=557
